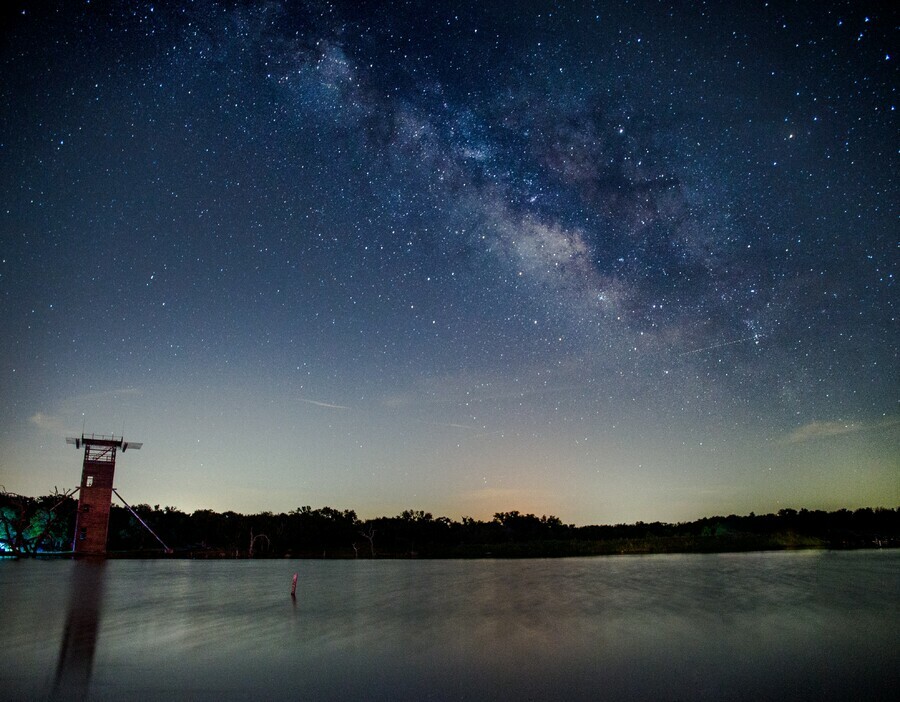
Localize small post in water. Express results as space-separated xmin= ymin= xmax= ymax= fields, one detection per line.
xmin=291 ymin=572 xmax=298 ymax=598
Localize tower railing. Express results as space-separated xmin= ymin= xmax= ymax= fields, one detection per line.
xmin=84 ymin=446 xmax=116 ymax=463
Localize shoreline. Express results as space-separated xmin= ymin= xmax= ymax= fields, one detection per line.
xmin=11 ymin=537 xmax=897 ymax=561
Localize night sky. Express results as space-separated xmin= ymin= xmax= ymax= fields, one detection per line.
xmin=1 ymin=1 xmax=896 ymax=524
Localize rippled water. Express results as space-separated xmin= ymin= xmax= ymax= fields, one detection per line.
xmin=1 ymin=550 xmax=897 ymax=700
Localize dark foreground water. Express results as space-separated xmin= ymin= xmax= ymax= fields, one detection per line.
xmin=1 ymin=551 xmax=897 ymax=701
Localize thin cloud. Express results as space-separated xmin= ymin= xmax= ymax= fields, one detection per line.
xmin=783 ymin=416 xmax=900 ymax=445
xmin=29 ymin=412 xmax=68 ymax=434
xmin=298 ymin=398 xmax=350 ymax=410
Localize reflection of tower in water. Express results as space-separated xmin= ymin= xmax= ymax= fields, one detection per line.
xmin=52 ymin=560 xmax=107 ymax=700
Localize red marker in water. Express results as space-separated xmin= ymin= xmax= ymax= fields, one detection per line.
xmin=291 ymin=572 xmax=298 ymax=598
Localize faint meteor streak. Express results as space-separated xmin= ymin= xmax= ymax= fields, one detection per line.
xmin=298 ymin=398 xmax=350 ymax=410
xmin=415 ymin=420 xmax=478 ymax=430
xmin=679 ymin=334 xmax=763 ymax=356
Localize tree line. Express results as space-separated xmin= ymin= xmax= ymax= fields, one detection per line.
xmin=1 ymin=489 xmax=897 ymax=558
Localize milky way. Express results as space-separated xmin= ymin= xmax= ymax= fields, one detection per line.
xmin=0 ymin=1 xmax=896 ymax=522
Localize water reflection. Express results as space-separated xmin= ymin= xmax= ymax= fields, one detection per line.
xmin=0 ymin=551 xmax=895 ymax=700
xmin=52 ymin=559 xmax=107 ymax=700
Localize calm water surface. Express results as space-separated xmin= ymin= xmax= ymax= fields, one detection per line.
xmin=1 ymin=550 xmax=897 ymax=700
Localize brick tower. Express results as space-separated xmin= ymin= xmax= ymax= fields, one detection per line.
xmin=66 ymin=434 xmax=142 ymax=555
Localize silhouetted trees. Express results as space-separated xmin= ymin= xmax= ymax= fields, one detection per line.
xmin=1 ymin=494 xmax=898 ymax=558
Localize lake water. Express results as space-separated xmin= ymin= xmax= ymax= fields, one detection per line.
xmin=1 ymin=550 xmax=897 ymax=700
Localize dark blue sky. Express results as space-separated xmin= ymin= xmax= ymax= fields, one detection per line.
xmin=1 ymin=0 xmax=896 ymax=523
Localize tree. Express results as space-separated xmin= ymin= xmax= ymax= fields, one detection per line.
xmin=359 ymin=525 xmax=376 ymax=557
xmin=248 ymin=528 xmax=270 ymax=558
xmin=0 ymin=487 xmax=76 ymax=556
